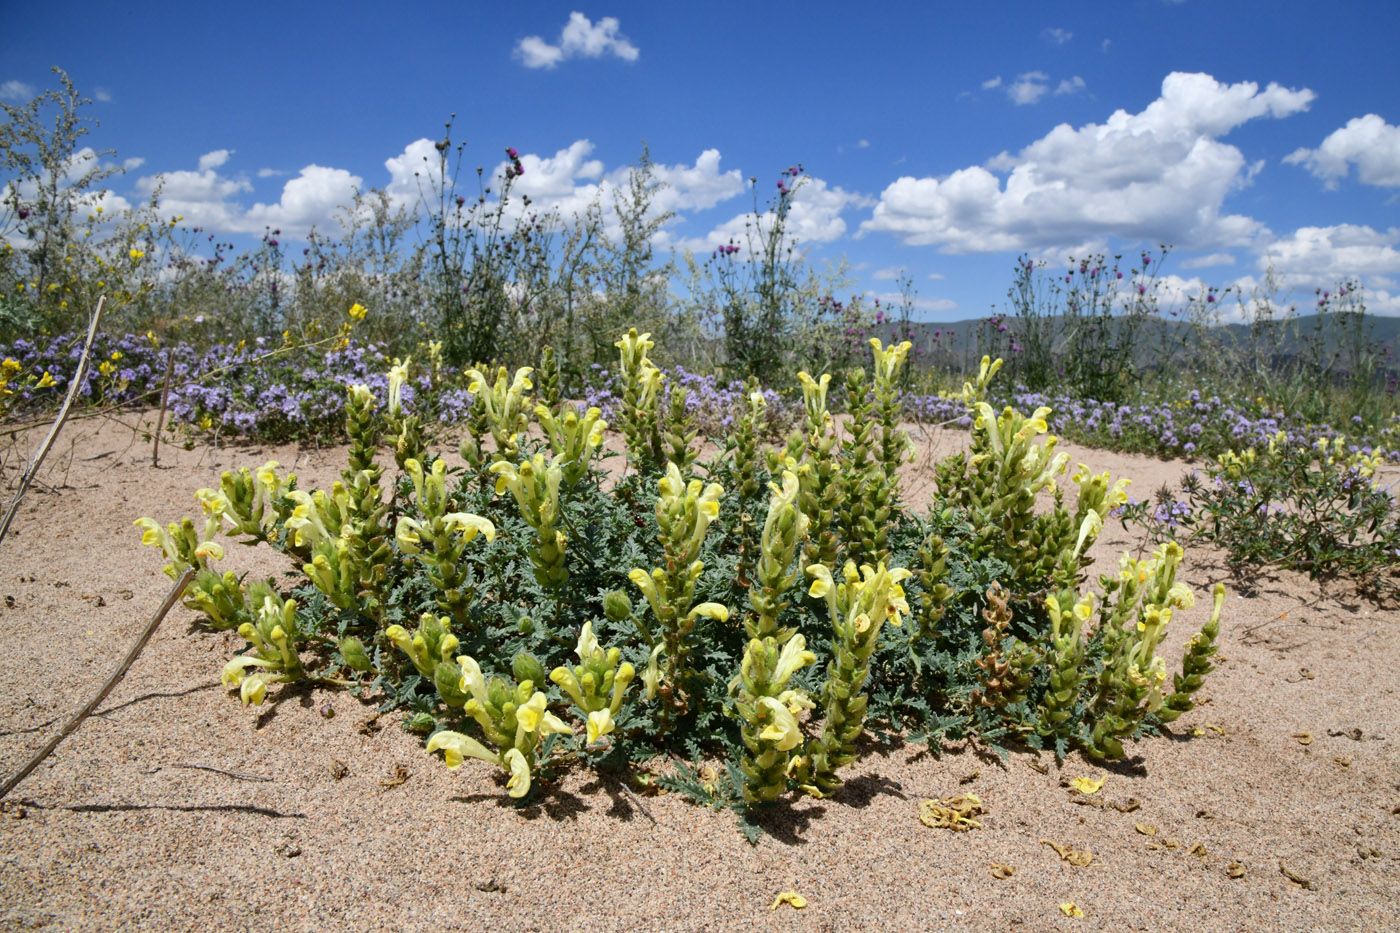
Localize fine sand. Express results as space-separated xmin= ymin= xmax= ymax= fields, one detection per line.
xmin=0 ymin=412 xmax=1397 ymax=932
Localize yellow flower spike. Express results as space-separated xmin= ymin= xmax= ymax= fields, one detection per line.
xmin=1070 ymin=776 xmax=1105 ymax=795
xmin=771 ymin=892 xmax=807 ymax=911
xmin=586 ymin=708 xmax=615 ymax=745
xmin=503 ymin=747 xmax=532 ymax=798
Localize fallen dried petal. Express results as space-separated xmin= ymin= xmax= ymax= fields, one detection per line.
xmin=1195 ymin=809 xmax=1216 ymax=820
xmin=1059 ymin=902 xmax=1084 ymax=918
xmin=1070 ymin=776 xmax=1105 ymax=795
xmin=1163 ymin=838 xmax=1181 ymax=850
xmin=1111 ymin=797 xmax=1141 ymax=813
xmin=1027 ymin=759 xmax=1050 ymax=774
xmin=1204 ymin=722 xmax=1226 ymax=735
xmin=1279 ymin=860 xmax=1314 ymax=889
xmin=1293 ymin=732 xmax=1313 ymax=746
xmin=380 ymin=765 xmax=410 ymax=787
xmin=990 ymin=863 xmax=1016 ymax=879
xmin=1135 ymin=823 xmax=1157 ymax=836
xmin=771 ymin=892 xmax=807 ymax=910
xmin=919 ymin=794 xmax=985 ymax=831
xmin=1334 ymin=756 xmax=1352 ymax=768
xmin=1190 ymin=843 xmax=1208 ymax=858
xmin=1041 ymin=838 xmax=1092 ymax=867
xmin=1227 ymin=862 xmax=1246 ymax=879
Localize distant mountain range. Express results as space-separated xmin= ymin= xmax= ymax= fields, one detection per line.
xmin=871 ymin=313 xmax=1400 ymax=376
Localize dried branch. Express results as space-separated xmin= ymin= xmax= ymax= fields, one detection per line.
xmin=0 ymin=567 xmax=194 ymax=800
xmin=0 ymin=296 xmax=105 ymax=550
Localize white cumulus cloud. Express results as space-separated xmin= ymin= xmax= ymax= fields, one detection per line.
xmin=243 ymin=165 xmax=363 ymax=235
xmin=137 ymin=153 xmax=359 ymax=237
xmin=1007 ymin=71 xmax=1050 ymax=105
xmin=1285 ymin=114 xmax=1400 ymax=188
xmin=1259 ymin=224 xmax=1400 ymax=279
xmin=198 ymin=150 xmax=233 ymax=172
xmin=861 ymin=72 xmax=1316 ymax=254
xmin=669 ymin=174 xmax=869 ymax=257
xmin=516 ymin=12 xmax=639 ymax=69
xmin=1180 ymin=252 xmax=1236 ymax=269
xmin=0 ymin=80 xmax=35 ymax=101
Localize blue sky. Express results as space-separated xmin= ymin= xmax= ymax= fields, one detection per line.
xmin=4 ymin=0 xmax=1400 ymax=319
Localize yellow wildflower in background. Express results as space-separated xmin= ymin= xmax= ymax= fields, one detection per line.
xmin=348 ymin=302 xmax=367 ymax=319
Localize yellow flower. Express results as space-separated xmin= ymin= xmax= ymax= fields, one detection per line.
xmin=425 ymin=730 xmax=494 ymax=769
xmin=586 ymin=708 xmax=615 ymax=745
xmin=129 ymin=248 xmax=144 ymax=260
xmin=504 ymin=747 xmax=532 ymax=798
xmin=348 ymin=302 xmax=367 ymax=319
xmin=756 ymin=696 xmax=803 ymax=751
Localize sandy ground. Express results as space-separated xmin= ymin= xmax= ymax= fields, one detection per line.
xmin=0 ymin=411 xmax=1397 ymax=932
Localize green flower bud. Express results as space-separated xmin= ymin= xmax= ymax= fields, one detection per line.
xmin=603 ymin=590 xmax=632 ymax=622
xmin=406 ymin=712 xmax=436 ymax=733
xmin=339 ymin=636 xmax=372 ymax=672
xmin=434 ymin=659 xmax=469 ymax=708
xmin=516 ymin=614 xmax=535 ymax=635
xmin=512 ymin=652 xmax=546 ymax=688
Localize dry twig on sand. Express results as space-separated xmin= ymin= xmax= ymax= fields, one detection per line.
xmin=0 ymin=296 xmax=106 ymax=550
xmin=0 ymin=567 xmax=194 ymax=800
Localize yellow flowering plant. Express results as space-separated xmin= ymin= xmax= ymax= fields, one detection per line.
xmin=426 ymin=655 xmax=571 ymax=799
xmin=131 ymin=338 xmax=1230 ymax=830
xmin=627 ymin=462 xmax=729 ymax=727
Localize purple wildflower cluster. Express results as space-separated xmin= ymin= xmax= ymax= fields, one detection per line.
xmin=580 ymin=364 xmax=801 ymax=437
xmin=1 ymin=333 xmax=474 ymax=442
xmin=902 ymin=385 xmax=1400 ymax=462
